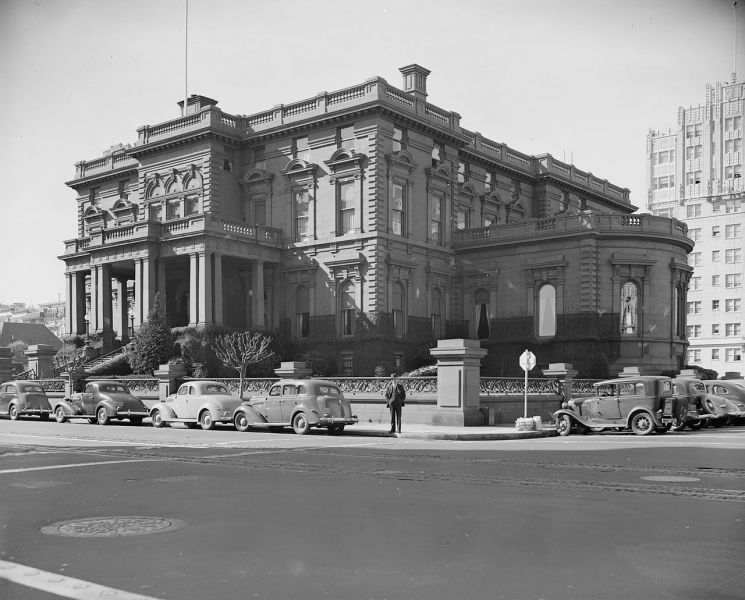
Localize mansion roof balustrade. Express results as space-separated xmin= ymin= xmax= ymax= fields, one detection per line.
xmin=451 ymin=212 xmax=691 ymax=250
xmin=61 ymin=216 xmax=284 ymax=257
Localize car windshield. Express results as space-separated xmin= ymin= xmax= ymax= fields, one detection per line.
xmin=100 ymin=384 xmax=128 ymax=393
xmin=204 ymin=385 xmax=229 ymax=395
xmin=21 ymin=384 xmax=43 ymax=393
xmin=317 ymin=384 xmax=341 ymax=396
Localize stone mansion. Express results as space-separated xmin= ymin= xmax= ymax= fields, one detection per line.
xmin=60 ymin=65 xmax=694 ymax=376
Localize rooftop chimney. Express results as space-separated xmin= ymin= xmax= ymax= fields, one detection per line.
xmin=399 ymin=64 xmax=431 ymax=102
xmin=177 ymin=94 xmax=219 ymax=116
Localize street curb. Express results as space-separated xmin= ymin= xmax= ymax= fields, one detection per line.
xmin=345 ymin=428 xmax=558 ymax=441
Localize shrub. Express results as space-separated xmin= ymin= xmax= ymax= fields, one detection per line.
xmin=127 ymin=294 xmax=173 ymax=375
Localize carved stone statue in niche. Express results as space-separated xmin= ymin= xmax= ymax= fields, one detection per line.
xmin=621 ymin=281 xmax=637 ymax=334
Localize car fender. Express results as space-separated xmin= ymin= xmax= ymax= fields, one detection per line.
xmin=625 ymin=408 xmax=661 ymax=428
xmin=233 ymin=405 xmax=266 ymax=425
xmin=95 ymin=400 xmax=117 ymax=416
xmin=53 ymin=399 xmax=85 ymax=416
xmin=552 ymin=408 xmax=592 ymax=428
xmin=198 ymin=401 xmax=228 ymax=420
xmin=150 ymin=403 xmax=177 ymax=420
xmin=292 ymin=407 xmax=321 ymax=426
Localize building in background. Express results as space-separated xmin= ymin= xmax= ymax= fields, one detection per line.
xmin=647 ymin=75 xmax=744 ymax=376
xmin=60 ymin=65 xmax=693 ymax=376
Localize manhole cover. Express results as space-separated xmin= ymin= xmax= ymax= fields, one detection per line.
xmin=641 ymin=475 xmax=701 ymax=483
xmin=41 ymin=516 xmax=185 ymax=538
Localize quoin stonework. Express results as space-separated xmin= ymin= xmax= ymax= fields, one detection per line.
xmin=60 ymin=65 xmax=694 ymax=376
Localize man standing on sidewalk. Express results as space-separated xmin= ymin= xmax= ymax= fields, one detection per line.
xmin=385 ymin=374 xmax=406 ymax=434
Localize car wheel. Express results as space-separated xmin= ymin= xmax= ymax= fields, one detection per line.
xmin=292 ymin=412 xmax=310 ymax=435
xmin=55 ymin=407 xmax=67 ymax=424
xmin=129 ymin=417 xmax=143 ymax=426
xmin=234 ymin=412 xmax=250 ymax=432
xmin=199 ymin=410 xmax=214 ymax=431
xmin=689 ymin=419 xmax=706 ymax=430
xmin=151 ymin=409 xmax=165 ymax=428
xmin=8 ymin=404 xmax=19 ymax=420
xmin=630 ymin=412 xmax=654 ymax=436
xmin=555 ymin=414 xmax=572 ymax=436
xmin=96 ymin=407 xmax=110 ymax=425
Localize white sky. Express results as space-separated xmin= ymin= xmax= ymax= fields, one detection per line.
xmin=0 ymin=0 xmax=741 ymax=306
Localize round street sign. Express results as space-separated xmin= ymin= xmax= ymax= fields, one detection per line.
xmin=519 ymin=349 xmax=536 ymax=372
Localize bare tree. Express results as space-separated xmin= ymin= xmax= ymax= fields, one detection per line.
xmin=214 ymin=331 xmax=275 ymax=399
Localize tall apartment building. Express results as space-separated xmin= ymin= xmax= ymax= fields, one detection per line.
xmin=647 ymin=76 xmax=745 ymax=375
xmin=61 ymin=65 xmax=694 ymax=376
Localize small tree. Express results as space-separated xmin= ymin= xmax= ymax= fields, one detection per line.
xmin=127 ymin=294 xmax=172 ymax=375
xmin=214 ymin=331 xmax=275 ymax=399
xmin=9 ymin=340 xmax=28 ymax=368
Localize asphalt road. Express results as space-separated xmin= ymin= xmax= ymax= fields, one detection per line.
xmin=1 ymin=419 xmax=744 ymax=600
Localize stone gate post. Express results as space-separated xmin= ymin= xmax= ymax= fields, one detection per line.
xmin=25 ymin=344 xmax=57 ymax=379
xmin=430 ymin=339 xmax=487 ymax=426
xmin=0 ymin=347 xmax=12 ymax=384
xmin=154 ymin=363 xmax=187 ymax=401
xmin=541 ymin=363 xmax=578 ymax=406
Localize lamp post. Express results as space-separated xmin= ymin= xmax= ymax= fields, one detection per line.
xmin=129 ymin=314 xmax=135 ymax=338
xmin=84 ymin=314 xmax=90 ymax=337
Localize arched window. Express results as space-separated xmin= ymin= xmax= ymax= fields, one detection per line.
xmin=339 ymin=281 xmax=356 ymax=336
xmin=475 ymin=288 xmax=490 ymax=339
xmin=296 ymin=286 xmax=309 ymax=338
xmin=621 ymin=281 xmax=639 ymax=335
xmin=431 ymin=288 xmax=443 ymax=338
xmin=392 ymin=282 xmax=406 ymax=336
xmin=538 ymin=284 xmax=556 ymax=337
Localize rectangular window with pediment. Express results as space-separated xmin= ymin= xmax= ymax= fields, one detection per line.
xmin=293 ymin=188 xmax=310 ymax=241
xmin=392 ymin=182 xmax=406 ymax=236
xmin=337 ymin=180 xmax=356 ymax=235
xmin=184 ymin=195 xmax=199 ymax=216
xmin=430 ymin=193 xmax=443 ymax=244
xmin=456 ymin=206 xmax=469 ymax=230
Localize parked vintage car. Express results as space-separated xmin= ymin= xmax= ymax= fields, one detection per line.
xmin=52 ymin=380 xmax=149 ymax=425
xmin=704 ymin=380 xmax=745 ymax=425
xmin=553 ymin=375 xmax=687 ymax=436
xmin=0 ymin=381 xmax=52 ymax=420
xmin=233 ymin=378 xmax=358 ymax=435
xmin=670 ymin=377 xmax=718 ymax=430
xmin=150 ymin=380 xmax=243 ymax=430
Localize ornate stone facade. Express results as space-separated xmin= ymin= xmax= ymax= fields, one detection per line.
xmin=61 ymin=66 xmax=693 ymax=375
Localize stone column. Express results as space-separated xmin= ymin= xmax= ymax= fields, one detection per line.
xmin=252 ymin=260 xmax=265 ymax=329
xmin=198 ymin=252 xmax=213 ymax=325
xmin=541 ymin=362 xmax=578 ymax=406
xmin=430 ymin=339 xmax=487 ymax=426
xmin=98 ymin=264 xmax=113 ymax=347
xmin=0 ymin=347 xmax=13 ymax=384
xmin=89 ymin=266 xmax=99 ymax=333
xmin=25 ymin=345 xmax=57 ymax=379
xmin=154 ymin=362 xmax=187 ymax=401
xmin=213 ymin=252 xmax=223 ymax=326
xmin=115 ymin=278 xmax=129 ymax=341
xmin=189 ymin=253 xmax=199 ymax=326
xmin=62 ymin=369 xmax=87 ymax=397
xmin=65 ymin=273 xmax=74 ymax=336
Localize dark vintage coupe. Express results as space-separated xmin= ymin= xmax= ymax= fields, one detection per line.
xmin=553 ymin=375 xmax=687 ymax=436
xmin=704 ymin=380 xmax=745 ymax=425
xmin=51 ymin=380 xmax=149 ymax=425
xmin=233 ymin=379 xmax=358 ymax=435
xmin=0 ymin=381 xmax=52 ymax=420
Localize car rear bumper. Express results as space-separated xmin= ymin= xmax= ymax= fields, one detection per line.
xmin=319 ymin=417 xmax=358 ymax=426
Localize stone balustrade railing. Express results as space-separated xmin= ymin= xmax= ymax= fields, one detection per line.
xmin=452 ymin=212 xmax=690 ymax=249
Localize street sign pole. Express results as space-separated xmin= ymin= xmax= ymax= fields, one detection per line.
xmin=519 ymin=349 xmax=536 ymax=419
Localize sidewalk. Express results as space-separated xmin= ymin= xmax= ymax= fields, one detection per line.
xmin=346 ymin=421 xmax=558 ymax=441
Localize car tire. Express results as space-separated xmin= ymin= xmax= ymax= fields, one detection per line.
xmin=630 ymin=412 xmax=654 ymax=436
xmin=55 ymin=406 xmax=67 ymax=424
xmin=9 ymin=404 xmax=19 ymax=420
xmin=292 ymin=412 xmax=310 ymax=435
xmin=555 ymin=414 xmax=572 ymax=436
xmin=199 ymin=410 xmax=214 ymax=431
xmin=151 ymin=409 xmax=166 ymax=428
xmin=96 ymin=407 xmax=110 ymax=426
xmin=234 ymin=412 xmax=250 ymax=432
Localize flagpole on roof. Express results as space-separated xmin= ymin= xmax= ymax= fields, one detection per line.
xmin=184 ymin=0 xmax=189 ymax=115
